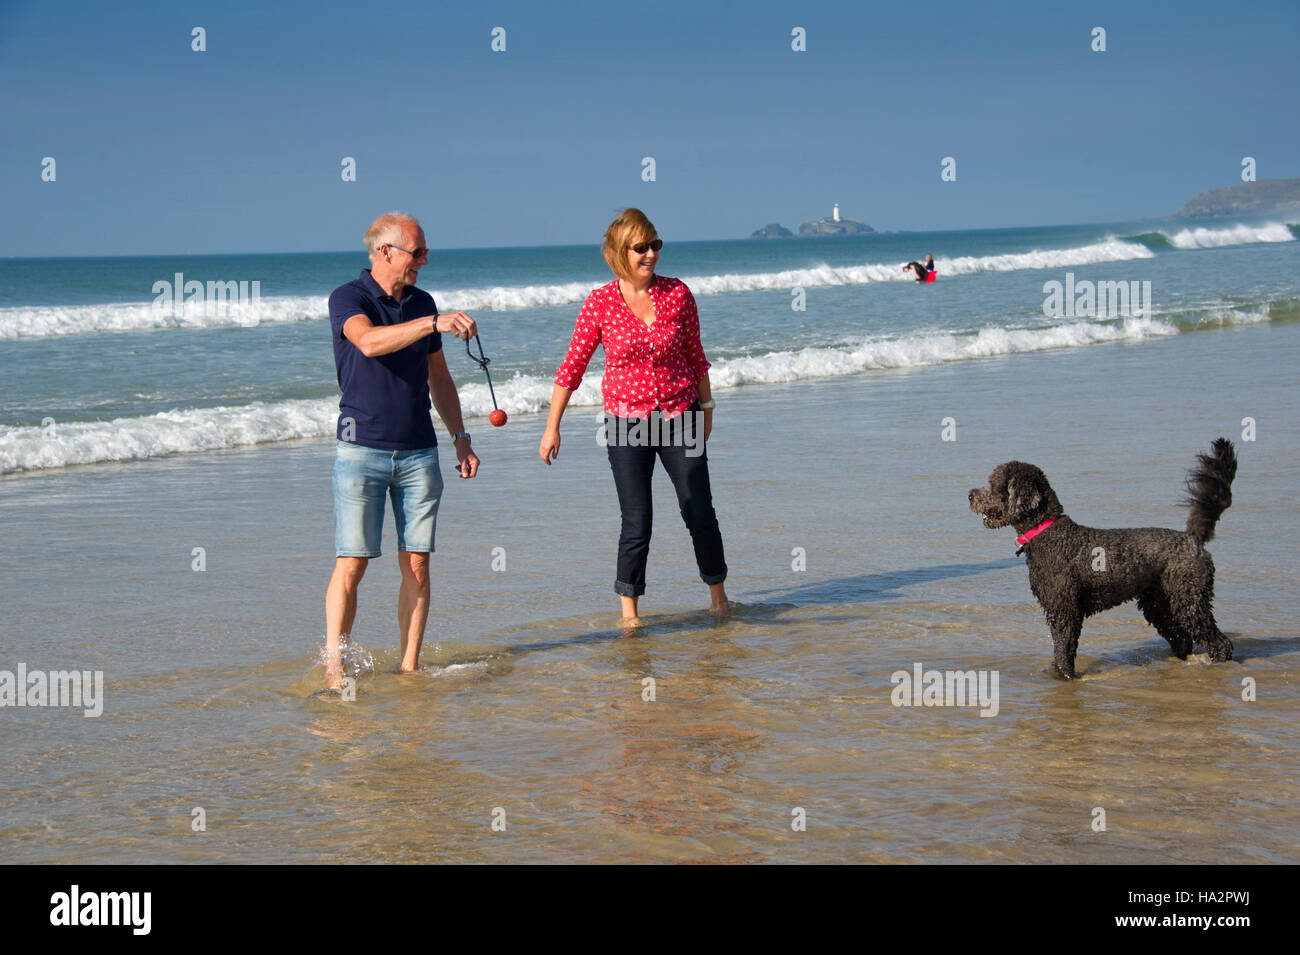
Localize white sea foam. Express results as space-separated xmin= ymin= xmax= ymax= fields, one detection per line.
xmin=437 ymin=281 xmax=599 ymax=313
xmin=440 ymin=240 xmax=1158 ymax=308
xmin=422 ymin=662 xmax=490 ymax=677
xmin=707 ymin=318 xmax=1179 ymax=388
xmin=0 ymin=399 xmax=337 ymax=474
xmin=1160 ymin=222 xmax=1295 ymax=249
xmin=938 ymin=239 xmax=1154 ymax=276
xmin=0 ymin=239 xmax=1161 ymax=340
xmin=5 ymin=225 xmax=1290 ymax=343
xmin=1 ymin=318 xmax=1188 ymax=473
xmin=455 ymin=372 xmax=603 ymax=420
xmin=1192 ymin=306 xmax=1274 ymax=326
xmin=0 ymin=296 xmax=328 ymax=340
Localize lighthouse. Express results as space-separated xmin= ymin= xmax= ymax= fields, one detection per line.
xmin=833 ymin=203 xmax=840 ymax=222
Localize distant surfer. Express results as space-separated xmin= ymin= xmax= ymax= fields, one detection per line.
xmin=903 ymin=254 xmax=936 ymax=283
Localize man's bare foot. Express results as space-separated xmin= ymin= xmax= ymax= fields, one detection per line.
xmin=322 ymin=633 xmax=350 ymax=690
xmin=324 ymin=664 xmax=344 ymax=692
xmin=620 ymin=615 xmax=645 ymax=629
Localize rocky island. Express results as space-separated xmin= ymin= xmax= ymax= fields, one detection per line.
xmin=798 ymin=216 xmax=875 ymax=237
xmin=1178 ymin=178 xmax=1300 ymax=217
xmin=750 ymin=204 xmax=876 ymax=238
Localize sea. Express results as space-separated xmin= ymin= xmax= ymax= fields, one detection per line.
xmin=1 ymin=217 xmax=1297 ymax=863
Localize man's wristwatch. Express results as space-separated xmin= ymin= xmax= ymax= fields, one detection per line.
xmin=451 ymin=431 xmax=471 ymax=442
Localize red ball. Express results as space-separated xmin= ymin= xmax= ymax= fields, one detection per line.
xmin=489 ymin=409 xmax=507 ymax=427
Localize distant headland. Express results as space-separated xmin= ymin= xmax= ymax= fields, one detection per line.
xmin=750 ymin=204 xmax=876 ymax=238
xmin=1178 ymin=178 xmax=1300 ymax=217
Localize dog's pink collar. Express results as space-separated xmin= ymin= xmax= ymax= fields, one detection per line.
xmin=1015 ymin=516 xmax=1058 ymax=554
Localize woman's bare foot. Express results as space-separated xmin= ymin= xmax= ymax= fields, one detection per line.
xmin=708 ymin=582 xmax=730 ymax=615
xmin=619 ymin=594 xmax=643 ymax=629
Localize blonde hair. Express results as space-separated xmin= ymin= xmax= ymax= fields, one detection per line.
xmin=602 ymin=208 xmax=658 ymax=281
xmin=364 ymin=212 xmax=421 ymax=259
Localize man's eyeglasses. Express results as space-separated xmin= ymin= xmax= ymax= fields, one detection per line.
xmin=630 ymin=239 xmax=663 ymax=254
xmin=388 ymin=244 xmax=429 ymax=259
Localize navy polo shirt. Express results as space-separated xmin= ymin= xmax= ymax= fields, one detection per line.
xmin=329 ymin=270 xmax=443 ymax=450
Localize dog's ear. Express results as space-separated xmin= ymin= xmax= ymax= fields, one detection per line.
xmin=1005 ymin=465 xmax=1045 ymax=520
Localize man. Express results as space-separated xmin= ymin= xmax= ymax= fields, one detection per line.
xmin=324 ymin=211 xmax=479 ymax=691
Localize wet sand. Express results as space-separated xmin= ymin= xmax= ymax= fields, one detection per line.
xmin=1 ymin=320 xmax=1296 ymax=862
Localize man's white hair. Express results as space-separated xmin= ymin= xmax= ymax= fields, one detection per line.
xmin=364 ymin=212 xmax=421 ymax=259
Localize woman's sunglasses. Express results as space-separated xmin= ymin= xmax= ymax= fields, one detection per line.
xmin=630 ymin=239 xmax=664 ymax=254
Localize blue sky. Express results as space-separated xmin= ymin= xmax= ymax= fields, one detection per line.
xmin=2 ymin=0 xmax=1296 ymax=256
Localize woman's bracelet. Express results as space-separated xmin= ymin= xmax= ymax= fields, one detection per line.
xmin=699 ymin=399 xmax=715 ymax=410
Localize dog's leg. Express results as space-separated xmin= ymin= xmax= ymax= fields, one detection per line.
xmin=1205 ymin=625 xmax=1234 ymax=662
xmin=1200 ymin=564 xmax=1234 ymax=663
xmin=1047 ymin=614 xmax=1083 ymax=679
xmin=1172 ymin=596 xmax=1233 ymax=662
xmin=1171 ymin=559 xmax=1234 ymax=663
xmin=1138 ymin=588 xmax=1191 ymax=659
xmin=1198 ymin=597 xmax=1234 ymax=662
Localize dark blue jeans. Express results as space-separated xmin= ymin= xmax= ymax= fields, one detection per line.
xmin=605 ymin=403 xmax=728 ymax=597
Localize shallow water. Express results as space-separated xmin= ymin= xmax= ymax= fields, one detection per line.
xmin=1 ymin=321 xmax=1296 ymax=863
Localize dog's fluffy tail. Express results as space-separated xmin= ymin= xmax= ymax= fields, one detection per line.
xmin=1184 ymin=438 xmax=1238 ymax=544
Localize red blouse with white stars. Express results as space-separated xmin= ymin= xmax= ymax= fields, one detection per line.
xmin=554 ymin=275 xmax=711 ymax=419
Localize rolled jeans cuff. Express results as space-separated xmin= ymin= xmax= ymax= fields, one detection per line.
xmin=700 ymin=567 xmax=728 ymax=586
xmin=614 ymin=578 xmax=646 ymax=598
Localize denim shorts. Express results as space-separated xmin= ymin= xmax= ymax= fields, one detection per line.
xmin=333 ymin=441 xmax=443 ymax=557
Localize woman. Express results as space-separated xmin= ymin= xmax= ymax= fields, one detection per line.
xmin=539 ymin=209 xmax=728 ymax=626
